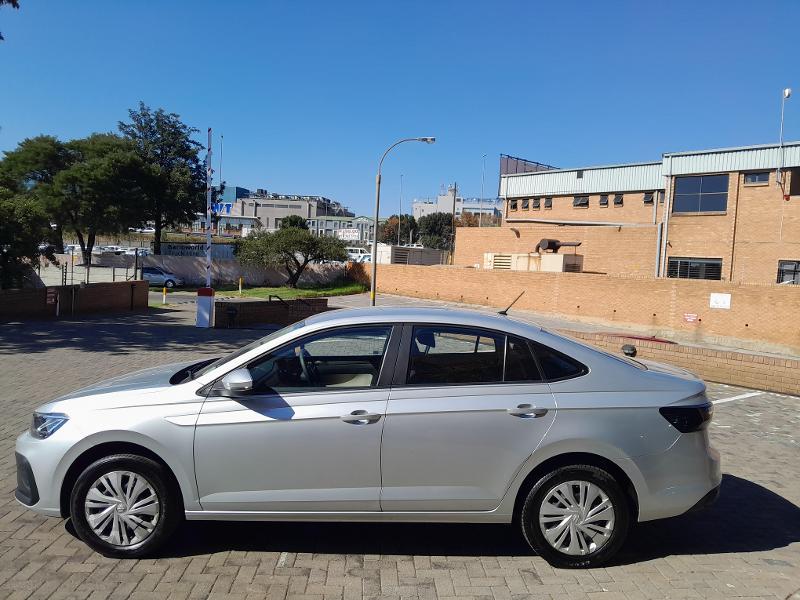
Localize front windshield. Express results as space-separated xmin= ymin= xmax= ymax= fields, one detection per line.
xmin=193 ymin=320 xmax=307 ymax=379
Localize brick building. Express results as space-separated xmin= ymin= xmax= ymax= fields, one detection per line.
xmin=457 ymin=142 xmax=800 ymax=285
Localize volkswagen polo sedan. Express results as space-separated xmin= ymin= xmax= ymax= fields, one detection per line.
xmin=15 ymin=307 xmax=721 ymax=567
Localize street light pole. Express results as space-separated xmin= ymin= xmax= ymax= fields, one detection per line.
xmin=398 ymin=174 xmax=403 ymax=247
xmin=479 ymin=153 xmax=486 ymax=227
xmin=778 ymin=87 xmax=792 ymax=184
xmin=370 ymin=137 xmax=435 ymax=306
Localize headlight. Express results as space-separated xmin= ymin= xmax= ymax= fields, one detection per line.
xmin=31 ymin=412 xmax=69 ymax=439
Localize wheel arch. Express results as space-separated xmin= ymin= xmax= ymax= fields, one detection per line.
xmin=59 ymin=441 xmax=184 ymax=518
xmin=511 ymin=452 xmax=639 ymax=522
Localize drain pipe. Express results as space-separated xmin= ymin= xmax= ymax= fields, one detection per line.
xmin=659 ymin=156 xmax=674 ymax=277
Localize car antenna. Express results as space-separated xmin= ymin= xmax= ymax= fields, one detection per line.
xmin=498 ymin=291 xmax=525 ymax=316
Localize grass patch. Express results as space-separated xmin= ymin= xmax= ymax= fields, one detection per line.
xmin=180 ymin=279 xmax=367 ymax=299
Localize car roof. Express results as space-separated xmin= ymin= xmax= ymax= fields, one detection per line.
xmin=304 ymin=306 xmax=542 ymax=335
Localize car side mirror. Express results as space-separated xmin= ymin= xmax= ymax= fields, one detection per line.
xmin=220 ymin=368 xmax=253 ymax=396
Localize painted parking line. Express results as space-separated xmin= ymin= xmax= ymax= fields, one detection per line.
xmin=712 ymin=391 xmax=765 ymax=405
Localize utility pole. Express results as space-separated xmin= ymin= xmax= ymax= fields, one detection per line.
xmin=450 ymin=181 xmax=458 ymax=256
xmin=398 ymin=174 xmax=403 ymax=246
xmin=205 ymin=128 xmax=213 ymax=288
xmin=479 ymin=154 xmax=486 ymax=227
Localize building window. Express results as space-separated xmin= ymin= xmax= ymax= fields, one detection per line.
xmin=532 ymin=198 xmax=541 ymax=210
xmin=509 ymin=199 xmax=518 ymax=211
xmin=576 ymin=170 xmax=584 ymax=179
xmin=572 ymin=195 xmax=589 ymax=208
xmin=544 ymin=197 xmax=553 ymax=209
xmin=777 ymin=260 xmax=800 ymax=285
xmin=744 ymin=172 xmax=769 ymax=186
xmin=667 ymin=257 xmax=723 ymax=280
xmin=658 ymin=190 xmax=665 ymax=203
xmin=521 ymin=198 xmax=529 ymax=210
xmin=599 ymin=194 xmax=609 ymax=207
xmin=613 ymin=194 xmax=624 ymax=206
xmin=643 ymin=192 xmax=654 ymax=204
xmin=672 ymin=174 xmax=728 ymax=213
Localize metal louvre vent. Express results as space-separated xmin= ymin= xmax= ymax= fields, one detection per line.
xmin=492 ymin=254 xmax=512 ymax=270
xmin=667 ymin=257 xmax=722 ymax=280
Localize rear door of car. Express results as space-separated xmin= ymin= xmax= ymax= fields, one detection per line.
xmin=379 ymin=323 xmax=557 ymax=511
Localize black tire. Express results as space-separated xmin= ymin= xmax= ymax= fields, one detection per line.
xmin=520 ymin=464 xmax=630 ymax=568
xmin=164 ymin=279 xmax=175 ymax=288
xmin=69 ymin=454 xmax=181 ymax=558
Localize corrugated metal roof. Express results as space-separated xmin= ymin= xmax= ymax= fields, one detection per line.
xmin=663 ymin=142 xmax=800 ymax=175
xmin=500 ymin=162 xmax=663 ymax=197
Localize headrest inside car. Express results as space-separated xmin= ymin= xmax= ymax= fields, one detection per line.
xmin=415 ymin=330 xmax=436 ymax=348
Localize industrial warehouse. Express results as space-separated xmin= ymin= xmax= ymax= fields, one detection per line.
xmin=455 ymin=141 xmax=800 ymax=286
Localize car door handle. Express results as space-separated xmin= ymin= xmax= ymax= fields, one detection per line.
xmin=507 ymin=404 xmax=548 ymax=418
xmin=340 ymin=410 xmax=382 ymax=424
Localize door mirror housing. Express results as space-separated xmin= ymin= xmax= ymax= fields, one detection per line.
xmin=220 ymin=368 xmax=254 ymax=396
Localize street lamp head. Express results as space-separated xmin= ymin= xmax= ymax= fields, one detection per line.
xmin=418 ymin=137 xmax=436 ymax=144
xmin=784 ymin=88 xmax=792 ymax=99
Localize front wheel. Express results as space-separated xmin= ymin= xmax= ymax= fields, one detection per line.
xmin=69 ymin=454 xmax=181 ymax=558
xmin=520 ymin=465 xmax=630 ymax=568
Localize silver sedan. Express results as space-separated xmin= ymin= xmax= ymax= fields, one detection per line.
xmin=15 ymin=307 xmax=720 ymax=568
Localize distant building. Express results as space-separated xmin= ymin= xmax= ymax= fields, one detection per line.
xmin=308 ymin=215 xmax=378 ymax=243
xmin=412 ymin=185 xmax=502 ymax=219
xmin=232 ymin=189 xmax=354 ymax=231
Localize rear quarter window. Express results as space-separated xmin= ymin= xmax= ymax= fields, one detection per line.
xmin=531 ymin=342 xmax=587 ymax=381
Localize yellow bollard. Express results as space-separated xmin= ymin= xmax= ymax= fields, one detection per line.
xmin=239 ymin=276 xmax=243 ymax=296
xmin=162 ymin=286 xmax=167 ymax=305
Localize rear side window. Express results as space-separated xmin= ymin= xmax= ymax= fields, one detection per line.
xmin=532 ymin=342 xmax=587 ymax=381
xmin=505 ymin=336 xmax=543 ymax=382
xmin=407 ymin=326 xmax=503 ymax=384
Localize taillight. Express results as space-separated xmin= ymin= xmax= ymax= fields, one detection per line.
xmin=659 ymin=404 xmax=713 ymax=433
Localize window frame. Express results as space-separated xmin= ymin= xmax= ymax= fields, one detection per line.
xmin=210 ymin=323 xmax=402 ymax=395
xmin=643 ymin=192 xmax=654 ymax=205
xmin=521 ymin=198 xmax=529 ymax=210
xmin=544 ymin=197 xmax=553 ymax=209
xmin=390 ymin=323 xmax=587 ymax=388
xmin=572 ymin=195 xmax=589 ymax=208
xmin=599 ymin=194 xmax=609 ymax=207
xmin=672 ymin=174 xmax=729 ymax=214
xmin=744 ymin=171 xmax=770 ymax=186
xmin=666 ymin=257 xmax=723 ymax=281
xmin=509 ymin=199 xmax=518 ymax=211
xmin=613 ymin=193 xmax=624 ymax=207
xmin=532 ymin=197 xmax=541 ymax=210
xmin=777 ymin=260 xmax=800 ymax=285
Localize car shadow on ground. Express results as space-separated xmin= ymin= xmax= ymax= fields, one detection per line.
xmin=153 ymin=475 xmax=799 ymax=561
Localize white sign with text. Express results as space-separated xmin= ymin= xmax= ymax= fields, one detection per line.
xmin=709 ymin=292 xmax=731 ymax=309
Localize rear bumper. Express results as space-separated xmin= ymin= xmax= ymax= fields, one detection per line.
xmin=685 ymin=484 xmax=720 ymax=514
xmin=620 ymin=430 xmax=721 ymax=522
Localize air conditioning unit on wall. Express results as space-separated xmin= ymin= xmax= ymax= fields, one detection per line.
xmin=483 ymin=252 xmax=584 ymax=273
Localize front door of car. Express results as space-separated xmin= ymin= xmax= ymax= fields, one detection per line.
xmin=380 ymin=324 xmax=557 ymax=512
xmin=194 ymin=324 xmax=399 ymax=512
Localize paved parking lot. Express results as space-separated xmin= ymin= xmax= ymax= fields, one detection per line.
xmin=0 ymin=309 xmax=798 ymax=600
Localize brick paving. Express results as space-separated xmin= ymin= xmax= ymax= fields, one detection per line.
xmin=0 ymin=307 xmax=798 ymax=599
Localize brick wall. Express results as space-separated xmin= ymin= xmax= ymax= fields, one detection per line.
xmin=214 ymin=298 xmax=330 ymax=328
xmin=454 ymin=223 xmax=659 ymax=276
xmin=505 ymin=191 xmax=664 ymax=224
xmin=564 ymin=331 xmax=800 ymax=396
xmin=361 ymin=264 xmax=800 ymax=354
xmin=0 ymin=281 xmax=148 ymax=320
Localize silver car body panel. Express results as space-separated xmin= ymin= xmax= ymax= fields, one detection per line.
xmin=16 ymin=306 xmax=721 ymax=525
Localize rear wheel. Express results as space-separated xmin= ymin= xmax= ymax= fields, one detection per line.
xmin=69 ymin=454 xmax=181 ymax=558
xmin=520 ymin=465 xmax=630 ymax=568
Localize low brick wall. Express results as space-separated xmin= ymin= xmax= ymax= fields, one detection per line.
xmin=348 ymin=263 xmax=800 ymax=355
xmin=0 ymin=281 xmax=148 ymax=320
xmin=214 ymin=297 xmax=331 ymax=328
xmin=565 ymin=331 xmax=800 ymax=396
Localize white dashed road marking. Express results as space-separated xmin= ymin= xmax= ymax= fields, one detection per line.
xmin=712 ymin=391 xmax=765 ymax=405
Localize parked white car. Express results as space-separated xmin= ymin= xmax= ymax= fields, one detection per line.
xmin=346 ymin=247 xmax=370 ymax=262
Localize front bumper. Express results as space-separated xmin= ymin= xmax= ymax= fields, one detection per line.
xmin=14 ymin=452 xmax=39 ymax=506
xmin=14 ymin=431 xmax=67 ymax=517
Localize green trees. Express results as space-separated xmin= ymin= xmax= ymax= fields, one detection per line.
xmin=378 ymin=214 xmax=417 ymax=245
xmin=0 ymin=189 xmax=53 ymax=289
xmin=279 ymin=214 xmax=309 ymax=230
xmin=416 ymin=212 xmax=453 ymax=250
xmin=237 ymin=228 xmax=347 ymax=288
xmin=118 ymin=102 xmax=205 ymax=255
xmin=44 ymin=134 xmax=148 ymax=265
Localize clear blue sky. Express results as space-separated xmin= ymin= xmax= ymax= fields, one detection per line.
xmin=1 ymin=1 xmax=799 ymax=216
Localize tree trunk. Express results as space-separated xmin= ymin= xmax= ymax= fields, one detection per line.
xmin=75 ymin=230 xmax=89 ymax=266
xmin=153 ymin=220 xmax=162 ymax=255
xmin=52 ymin=224 xmax=65 ymax=254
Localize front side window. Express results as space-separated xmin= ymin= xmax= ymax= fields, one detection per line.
xmin=247 ymin=325 xmax=392 ymax=392
xmin=407 ymin=326 xmax=503 ymax=385
xmin=673 ymin=174 xmax=728 ymax=213
xmin=667 ymin=257 xmax=722 ymax=280
xmin=777 ymin=260 xmax=800 ymax=284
